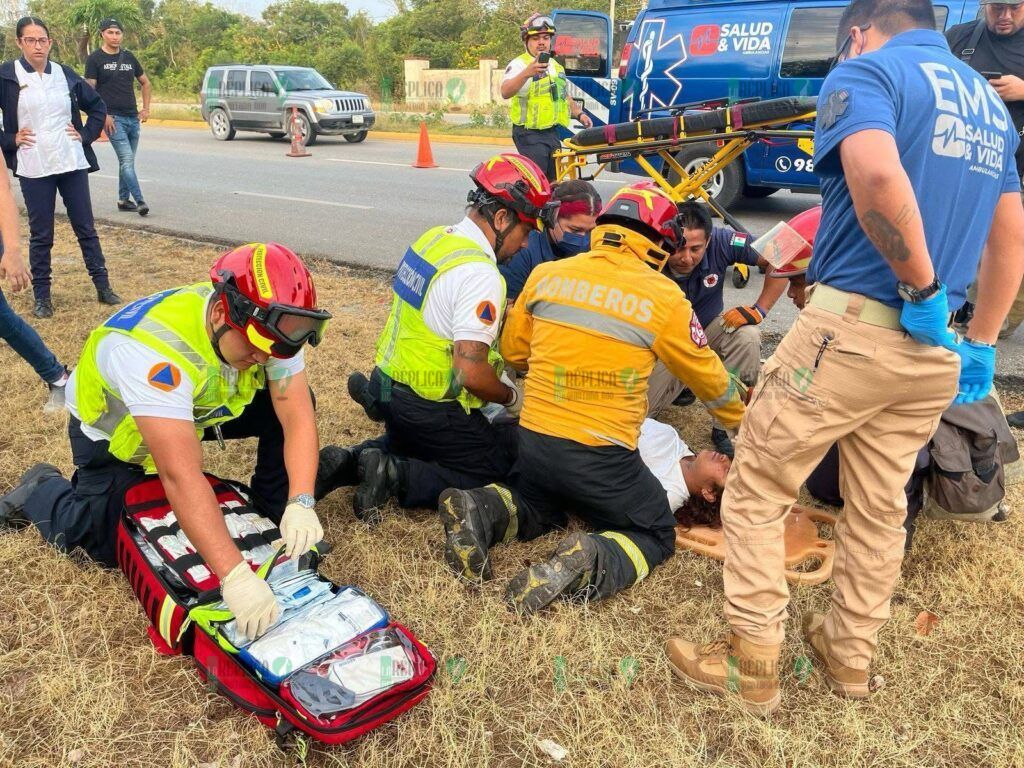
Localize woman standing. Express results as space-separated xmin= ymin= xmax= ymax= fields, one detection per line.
xmin=0 ymin=16 xmax=121 ymax=318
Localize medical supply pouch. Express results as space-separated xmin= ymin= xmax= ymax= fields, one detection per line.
xmin=116 ymin=473 xmax=436 ymax=745
xmin=116 ymin=473 xmax=277 ymax=654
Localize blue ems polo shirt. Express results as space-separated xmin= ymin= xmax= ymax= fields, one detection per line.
xmin=809 ymin=29 xmax=1021 ymax=310
xmin=667 ymin=227 xmax=759 ymax=327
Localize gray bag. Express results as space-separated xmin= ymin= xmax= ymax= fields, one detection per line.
xmin=927 ymin=395 xmax=1020 ymax=517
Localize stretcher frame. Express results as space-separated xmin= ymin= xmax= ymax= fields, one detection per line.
xmin=553 ymin=103 xmax=817 ymax=241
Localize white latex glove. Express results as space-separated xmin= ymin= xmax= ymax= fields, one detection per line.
xmin=280 ymin=501 xmax=323 ymax=559
xmin=503 ymin=383 xmax=523 ymax=417
xmin=221 ymin=561 xmax=279 ymax=641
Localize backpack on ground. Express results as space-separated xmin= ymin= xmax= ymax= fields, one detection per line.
xmin=116 ymin=473 xmax=436 ymax=747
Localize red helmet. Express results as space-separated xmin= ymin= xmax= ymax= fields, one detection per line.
xmin=597 ymin=181 xmax=684 ymax=249
xmin=521 ymin=13 xmax=556 ymax=41
xmin=767 ymin=205 xmax=821 ymax=278
xmin=210 ymin=242 xmax=330 ymax=359
xmin=468 ymin=153 xmax=558 ymax=230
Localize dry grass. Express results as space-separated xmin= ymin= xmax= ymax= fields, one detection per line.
xmin=2 ymin=221 xmax=1023 ymax=768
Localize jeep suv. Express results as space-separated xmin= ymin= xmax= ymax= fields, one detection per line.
xmin=200 ymin=65 xmax=375 ymax=145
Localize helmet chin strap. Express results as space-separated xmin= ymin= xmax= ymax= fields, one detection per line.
xmin=485 ymin=207 xmax=519 ymax=259
xmin=207 ymin=307 xmax=233 ymax=365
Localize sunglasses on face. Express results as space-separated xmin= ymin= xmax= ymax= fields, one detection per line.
xmin=829 ymin=23 xmax=872 ymax=71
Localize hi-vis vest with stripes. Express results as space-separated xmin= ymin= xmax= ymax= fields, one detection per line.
xmin=74 ymin=284 xmax=264 ymax=473
xmin=509 ymin=52 xmax=571 ymax=130
xmin=375 ymin=226 xmax=505 ymax=412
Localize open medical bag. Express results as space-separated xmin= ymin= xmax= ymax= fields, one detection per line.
xmin=116 ymin=473 xmax=436 ymax=746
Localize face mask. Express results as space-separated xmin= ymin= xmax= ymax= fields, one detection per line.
xmin=554 ymin=230 xmax=591 ymax=257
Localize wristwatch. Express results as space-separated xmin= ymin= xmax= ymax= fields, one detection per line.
xmin=288 ymin=493 xmax=316 ymax=509
xmin=896 ymin=277 xmax=942 ymax=303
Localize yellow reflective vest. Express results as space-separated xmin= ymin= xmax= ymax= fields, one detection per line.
xmin=73 ymin=283 xmax=264 ymax=472
xmin=508 ymin=52 xmax=571 ymax=130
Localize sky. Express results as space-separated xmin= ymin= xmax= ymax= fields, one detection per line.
xmin=214 ymin=0 xmax=397 ymax=22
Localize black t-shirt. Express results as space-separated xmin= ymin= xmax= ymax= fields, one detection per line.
xmin=84 ymin=49 xmax=144 ymax=117
xmin=946 ymin=20 xmax=1024 ymax=180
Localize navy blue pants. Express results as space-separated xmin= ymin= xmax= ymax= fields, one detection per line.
xmin=19 ymin=169 xmax=110 ymax=302
xmin=23 ymin=387 xmax=289 ymax=567
xmin=512 ymin=125 xmax=561 ymax=182
xmin=504 ymin=427 xmax=677 ymax=597
xmin=363 ymin=367 xmax=518 ymax=508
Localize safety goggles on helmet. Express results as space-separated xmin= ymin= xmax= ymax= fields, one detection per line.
xmin=522 ymin=14 xmax=556 ymax=39
xmin=216 ymin=272 xmax=331 ymax=358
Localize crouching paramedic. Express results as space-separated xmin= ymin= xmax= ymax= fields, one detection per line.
xmin=437 ymin=182 xmax=745 ymax=613
xmin=317 ymin=154 xmax=557 ymax=521
xmin=0 ymin=243 xmax=331 ymax=640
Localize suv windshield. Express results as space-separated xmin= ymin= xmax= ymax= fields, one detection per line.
xmin=273 ymin=68 xmax=332 ymax=91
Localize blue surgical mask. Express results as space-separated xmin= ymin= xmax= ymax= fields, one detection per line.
xmin=554 ymin=230 xmax=591 ymax=257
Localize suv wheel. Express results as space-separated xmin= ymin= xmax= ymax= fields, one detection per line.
xmin=209 ymin=108 xmax=235 ymax=141
xmin=667 ymin=142 xmax=743 ymax=209
xmin=343 ymin=130 xmax=368 ymax=143
xmin=287 ymin=110 xmax=318 ymax=146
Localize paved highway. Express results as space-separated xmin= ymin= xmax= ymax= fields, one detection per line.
xmin=19 ymin=125 xmax=1022 ymax=379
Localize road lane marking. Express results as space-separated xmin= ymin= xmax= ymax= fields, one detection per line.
xmin=326 ymin=156 xmax=625 ymax=185
xmin=94 ymin=173 xmax=152 ymax=182
xmin=232 ymin=191 xmax=373 ymax=210
xmin=327 ymin=157 xmax=469 ymax=172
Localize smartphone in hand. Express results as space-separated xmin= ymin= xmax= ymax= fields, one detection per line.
xmin=981 ymin=71 xmax=1003 ymax=80
xmin=537 ymin=51 xmax=551 ymax=65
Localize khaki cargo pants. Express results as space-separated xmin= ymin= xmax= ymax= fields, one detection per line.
xmin=722 ymin=291 xmax=958 ymax=670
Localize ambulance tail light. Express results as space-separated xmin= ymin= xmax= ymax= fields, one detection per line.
xmin=618 ymin=43 xmax=633 ymax=79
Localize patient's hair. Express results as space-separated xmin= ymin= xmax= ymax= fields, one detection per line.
xmin=675 ymin=492 xmax=723 ymax=529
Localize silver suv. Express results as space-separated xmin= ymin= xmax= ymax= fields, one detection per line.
xmin=200 ymin=65 xmax=375 ymax=145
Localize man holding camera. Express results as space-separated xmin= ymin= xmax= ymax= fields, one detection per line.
xmin=501 ymin=13 xmax=592 ymax=181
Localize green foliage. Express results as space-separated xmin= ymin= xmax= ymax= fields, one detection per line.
xmin=17 ymin=0 xmax=634 ymax=100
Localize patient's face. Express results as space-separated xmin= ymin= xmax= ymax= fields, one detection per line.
xmin=687 ymin=450 xmax=732 ymax=496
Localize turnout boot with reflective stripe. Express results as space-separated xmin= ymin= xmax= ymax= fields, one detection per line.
xmin=504 ymin=532 xmax=599 ymax=614
xmin=439 ymin=485 xmax=518 ymax=582
xmin=801 ymin=612 xmax=870 ymax=699
xmin=665 ymin=632 xmax=781 ymax=716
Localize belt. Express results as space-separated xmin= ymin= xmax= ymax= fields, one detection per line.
xmin=807 ymin=284 xmax=903 ymax=330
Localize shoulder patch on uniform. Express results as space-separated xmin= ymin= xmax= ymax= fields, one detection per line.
xmin=730 ymin=232 xmax=748 ymax=249
xmin=476 ymin=300 xmax=497 ymax=325
xmin=147 ymin=362 xmax=181 ymax=392
xmin=703 ymin=273 xmax=720 ymax=289
xmin=690 ymin=313 xmax=708 ymax=348
xmin=818 ymin=88 xmax=850 ymax=130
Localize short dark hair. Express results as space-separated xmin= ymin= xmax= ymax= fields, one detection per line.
xmin=675 ymin=201 xmax=713 ymax=239
xmin=16 ymin=16 xmax=49 ymax=38
xmin=552 ymin=179 xmax=602 ymax=212
xmin=836 ymin=0 xmax=936 ymax=49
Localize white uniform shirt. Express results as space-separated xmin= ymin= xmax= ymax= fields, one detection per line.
xmin=637 ymin=419 xmax=694 ymax=512
xmin=502 ymin=57 xmax=559 ymax=97
xmin=14 ymin=60 xmax=89 ymax=178
xmin=421 ymin=217 xmax=505 ymax=346
xmin=66 ymin=295 xmax=305 ymax=441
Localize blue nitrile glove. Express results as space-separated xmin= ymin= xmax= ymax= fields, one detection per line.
xmin=953 ymin=338 xmax=995 ymax=404
xmin=899 ymin=285 xmax=957 ymax=350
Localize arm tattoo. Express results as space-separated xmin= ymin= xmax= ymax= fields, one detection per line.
xmin=893 ymin=204 xmax=914 ymax=226
xmin=453 ymin=340 xmax=489 ymax=363
xmin=861 ymin=209 xmax=911 ymax=263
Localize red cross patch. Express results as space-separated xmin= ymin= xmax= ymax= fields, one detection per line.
xmin=690 ymin=314 xmax=708 ymax=348
xmin=703 ymin=273 xmax=720 ymax=289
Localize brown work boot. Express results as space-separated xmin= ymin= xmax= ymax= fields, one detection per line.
xmin=665 ymin=632 xmax=781 ymax=716
xmin=801 ymin=612 xmax=870 ymax=699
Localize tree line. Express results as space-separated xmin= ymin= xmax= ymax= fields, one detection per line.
xmin=3 ymin=0 xmax=646 ymax=99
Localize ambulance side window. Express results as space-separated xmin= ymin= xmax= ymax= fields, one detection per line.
xmin=553 ymin=14 xmax=609 ymax=77
xmin=781 ymin=5 xmax=950 ymax=79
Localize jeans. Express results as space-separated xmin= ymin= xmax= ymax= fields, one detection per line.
xmin=0 ymin=282 xmax=64 ymax=383
xmin=108 ymin=115 xmax=144 ymax=204
xmin=19 ymin=169 xmax=110 ymax=302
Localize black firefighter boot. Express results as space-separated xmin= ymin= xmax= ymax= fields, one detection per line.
xmin=353 ymin=448 xmax=405 ymax=525
xmin=314 ymin=446 xmax=356 ymax=501
xmin=505 ymin=532 xmax=603 ymax=614
xmin=439 ymin=484 xmax=519 ymax=582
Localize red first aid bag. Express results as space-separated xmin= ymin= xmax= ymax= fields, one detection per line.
xmin=116 ymin=473 xmax=436 ymax=746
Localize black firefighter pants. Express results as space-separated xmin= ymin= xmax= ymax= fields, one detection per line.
xmin=22 ymin=387 xmax=291 ymax=567
xmin=361 ymin=367 xmax=518 ymax=509
xmin=505 ymin=427 xmax=677 ymax=597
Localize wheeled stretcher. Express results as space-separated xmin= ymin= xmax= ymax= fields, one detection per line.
xmin=554 ymin=96 xmax=817 ymax=287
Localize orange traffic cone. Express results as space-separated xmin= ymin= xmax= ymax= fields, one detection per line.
xmin=412 ymin=121 xmax=437 ymax=168
xmin=286 ymin=106 xmax=311 ymax=158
